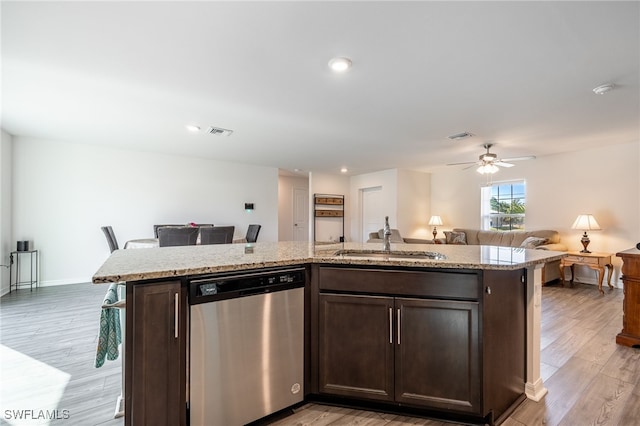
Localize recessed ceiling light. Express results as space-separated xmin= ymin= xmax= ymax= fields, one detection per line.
xmin=340 ymin=167 xmax=348 ymax=173
xmin=328 ymin=57 xmax=352 ymax=73
xmin=593 ymin=83 xmax=615 ymax=95
xmin=185 ymin=124 xmax=200 ymax=132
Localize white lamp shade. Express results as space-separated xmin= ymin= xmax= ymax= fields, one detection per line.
xmin=428 ymin=216 xmax=443 ymax=226
xmin=571 ymin=214 xmax=601 ymax=231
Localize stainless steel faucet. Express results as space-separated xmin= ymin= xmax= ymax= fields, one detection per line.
xmin=383 ymin=216 xmax=391 ymax=252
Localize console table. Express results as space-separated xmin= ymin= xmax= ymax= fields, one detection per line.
xmin=616 ymin=248 xmax=640 ymax=347
xmin=559 ymin=251 xmax=613 ymax=294
xmin=9 ymin=250 xmax=39 ymax=292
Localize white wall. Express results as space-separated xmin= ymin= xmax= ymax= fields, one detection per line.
xmin=310 ymin=173 xmax=350 ymax=242
xmin=12 ymin=137 xmax=279 ymax=286
xmin=431 ymin=141 xmax=640 ymax=285
xmin=0 ymin=130 xmax=13 ymax=295
xmin=278 ymin=174 xmax=309 ymax=241
xmin=348 ymin=169 xmax=431 ymax=242
xmin=349 ymin=169 xmax=398 ymax=242
xmin=397 ymin=169 xmax=431 ymax=239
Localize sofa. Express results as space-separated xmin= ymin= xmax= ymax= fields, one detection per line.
xmin=367 ymin=227 xmax=567 ymax=284
xmin=367 ymin=229 xmax=434 ymax=245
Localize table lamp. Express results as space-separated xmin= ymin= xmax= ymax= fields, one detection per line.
xmin=571 ymin=214 xmax=601 ymax=253
xmin=428 ymin=216 xmax=443 ymax=240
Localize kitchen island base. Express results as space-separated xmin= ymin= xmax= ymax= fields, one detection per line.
xmin=307 ymin=265 xmax=527 ymax=426
xmin=91 ymin=242 xmax=563 ymax=426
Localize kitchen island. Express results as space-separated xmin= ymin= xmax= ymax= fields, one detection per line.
xmin=93 ymin=241 xmax=565 ymax=426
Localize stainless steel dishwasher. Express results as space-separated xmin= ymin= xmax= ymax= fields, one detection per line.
xmin=188 ymin=267 xmax=305 ymax=426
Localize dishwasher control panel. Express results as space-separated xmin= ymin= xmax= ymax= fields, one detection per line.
xmin=188 ymin=267 xmax=306 ymax=304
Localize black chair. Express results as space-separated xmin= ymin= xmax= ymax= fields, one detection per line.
xmin=154 ymin=223 xmax=214 ymax=238
xmin=101 ymin=226 xmax=119 ymax=253
xmin=199 ymin=226 xmax=235 ymax=245
xmin=245 ymin=224 xmax=261 ymax=243
xmin=157 ymin=226 xmax=199 ymax=247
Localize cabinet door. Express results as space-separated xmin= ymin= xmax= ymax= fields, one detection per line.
xmin=127 ymin=281 xmax=186 ymax=426
xmin=395 ymin=298 xmax=480 ymax=414
xmin=318 ymin=293 xmax=394 ymax=401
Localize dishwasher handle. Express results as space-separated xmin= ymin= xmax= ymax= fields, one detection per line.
xmin=240 ymin=287 xmax=270 ymax=297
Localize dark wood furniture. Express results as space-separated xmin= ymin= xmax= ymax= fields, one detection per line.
xmin=126 ymin=280 xmax=187 ymax=426
xmin=309 ymin=265 xmax=526 ymax=425
xmin=560 ymin=251 xmax=613 ymax=294
xmin=616 ymin=248 xmax=640 ymax=347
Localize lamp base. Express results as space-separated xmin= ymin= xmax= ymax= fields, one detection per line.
xmin=432 ymin=228 xmax=438 ymax=241
xmin=580 ymin=232 xmax=591 ymax=253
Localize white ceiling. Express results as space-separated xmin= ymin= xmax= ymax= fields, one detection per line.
xmin=2 ymin=1 xmax=639 ymax=176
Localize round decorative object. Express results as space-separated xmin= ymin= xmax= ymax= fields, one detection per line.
xmin=636 ymin=242 xmax=640 ymax=250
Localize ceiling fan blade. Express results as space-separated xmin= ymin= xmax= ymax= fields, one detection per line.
xmin=462 ymin=163 xmax=478 ymax=170
xmin=495 ymin=161 xmax=515 ymax=168
xmin=446 ymin=160 xmax=479 ymax=166
xmin=501 ymin=155 xmax=536 ymax=162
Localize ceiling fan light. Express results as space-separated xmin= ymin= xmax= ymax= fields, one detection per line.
xmin=477 ymin=164 xmax=499 ymax=174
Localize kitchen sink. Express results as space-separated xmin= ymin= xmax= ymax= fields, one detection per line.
xmin=334 ymin=250 xmax=446 ymax=260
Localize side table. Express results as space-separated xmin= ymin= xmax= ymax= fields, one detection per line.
xmin=559 ymin=251 xmax=613 ymax=294
xmin=9 ymin=250 xmax=39 ymax=292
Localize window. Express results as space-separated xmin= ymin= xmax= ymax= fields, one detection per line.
xmin=481 ymin=180 xmax=526 ymax=231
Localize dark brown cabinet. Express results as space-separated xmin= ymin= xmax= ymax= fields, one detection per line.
xmin=126 ymin=280 xmax=187 ymax=426
xmin=319 ymin=294 xmax=394 ymax=401
xmin=312 ymin=266 xmax=524 ymax=424
xmin=319 ymin=294 xmax=480 ymax=413
xmin=616 ymin=248 xmax=640 ymax=347
xmin=394 ymin=297 xmax=480 ymax=412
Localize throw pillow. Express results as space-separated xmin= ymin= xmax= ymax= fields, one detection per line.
xmin=444 ymin=231 xmax=467 ymax=245
xmin=520 ymin=236 xmax=547 ymax=249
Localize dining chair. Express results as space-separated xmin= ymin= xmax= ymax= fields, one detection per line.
xmin=101 ymin=226 xmax=119 ymax=253
xmin=157 ymin=226 xmax=200 ymax=247
xmin=199 ymin=226 xmax=235 ymax=245
xmin=245 ymin=224 xmax=261 ymax=243
xmin=154 ymin=223 xmax=214 ymax=238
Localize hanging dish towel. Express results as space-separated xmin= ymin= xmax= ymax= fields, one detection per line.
xmin=95 ymin=283 xmax=122 ymax=368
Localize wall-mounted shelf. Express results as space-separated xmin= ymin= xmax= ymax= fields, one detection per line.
xmin=314 ymin=194 xmax=344 ymax=243
xmin=315 ymin=210 xmax=344 ymax=217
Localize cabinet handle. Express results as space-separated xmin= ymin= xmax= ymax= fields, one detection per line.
xmin=397 ymin=308 xmax=401 ymax=345
xmin=174 ymin=292 xmax=179 ymax=339
xmin=486 ymin=286 xmax=492 ymax=295
xmin=389 ymin=308 xmax=393 ymax=344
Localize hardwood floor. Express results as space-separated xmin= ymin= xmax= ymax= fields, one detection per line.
xmin=1 ymin=283 xmax=123 ymax=426
xmin=1 ymin=281 xmax=638 ymax=425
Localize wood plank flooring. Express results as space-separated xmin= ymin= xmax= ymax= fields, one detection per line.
xmin=1 ymin=281 xmax=638 ymax=425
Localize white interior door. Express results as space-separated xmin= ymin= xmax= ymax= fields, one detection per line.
xmin=293 ymin=187 xmax=309 ymax=241
xmin=361 ymin=186 xmax=383 ymax=243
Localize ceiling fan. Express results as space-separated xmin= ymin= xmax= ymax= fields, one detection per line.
xmin=447 ymin=143 xmax=536 ymax=174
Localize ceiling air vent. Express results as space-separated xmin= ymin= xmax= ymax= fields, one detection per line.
xmin=207 ymin=126 xmax=234 ymax=136
xmin=447 ymin=132 xmax=474 ymax=141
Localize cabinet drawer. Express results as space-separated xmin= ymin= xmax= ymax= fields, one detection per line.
xmin=565 ymin=255 xmax=600 ymax=265
xmin=319 ymin=267 xmax=480 ymax=300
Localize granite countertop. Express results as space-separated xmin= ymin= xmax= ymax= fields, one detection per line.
xmin=92 ymin=241 xmax=567 ymax=283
